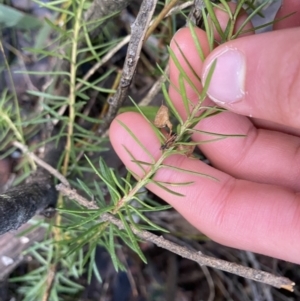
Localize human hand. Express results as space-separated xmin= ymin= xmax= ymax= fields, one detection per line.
xmin=110 ymin=0 xmax=300 ymax=264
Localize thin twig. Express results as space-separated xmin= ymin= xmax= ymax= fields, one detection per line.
xmin=199 ymin=264 xmax=215 ymax=301
xmin=62 ymin=1 xmax=84 ymax=176
xmin=98 ymin=0 xmax=158 ymax=136
xmin=56 ymin=183 xmax=295 ymax=292
xmin=187 ymin=0 xmax=205 ymax=26
xmin=166 ymin=1 xmax=193 ymax=18
xmin=145 ymin=0 xmax=179 ymax=41
xmin=13 ymin=141 xmax=69 ymax=187
xmin=138 ymin=65 xmax=169 ymax=107
xmin=42 ymin=265 xmax=56 ymax=301
xmin=75 ymin=36 xmax=131 ymax=92
xmin=117 ymin=247 xmax=139 ymax=297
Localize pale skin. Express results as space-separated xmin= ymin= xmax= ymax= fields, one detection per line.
xmin=110 ymin=0 xmax=300 ymax=264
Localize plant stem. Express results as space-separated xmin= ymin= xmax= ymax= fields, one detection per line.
xmin=113 ymin=153 xmax=168 ymax=213
xmin=62 ymin=0 xmax=84 ymax=175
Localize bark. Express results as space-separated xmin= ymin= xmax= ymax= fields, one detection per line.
xmin=0 ymin=183 xmax=57 ymax=235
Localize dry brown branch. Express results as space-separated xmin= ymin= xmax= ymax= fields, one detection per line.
xmin=56 ymin=183 xmax=295 ymax=292
xmin=138 ymin=65 xmax=169 ymax=107
xmin=98 ymin=0 xmax=158 ymax=136
xmin=187 ymin=0 xmax=205 ymax=26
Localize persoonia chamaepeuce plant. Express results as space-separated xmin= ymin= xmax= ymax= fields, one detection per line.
xmin=0 ymin=0 xmax=295 ymax=300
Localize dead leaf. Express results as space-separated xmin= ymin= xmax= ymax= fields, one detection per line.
xmin=176 ymin=144 xmax=195 ymax=157
xmin=154 ymin=105 xmax=173 ymax=132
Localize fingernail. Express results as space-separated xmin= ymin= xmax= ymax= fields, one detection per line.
xmin=203 ymin=48 xmax=246 ymax=104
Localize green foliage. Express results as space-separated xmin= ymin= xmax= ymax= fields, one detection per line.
xmin=10 ymin=241 xmax=84 ymax=301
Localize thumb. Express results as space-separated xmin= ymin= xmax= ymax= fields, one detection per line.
xmin=202 ymin=27 xmax=300 ymax=128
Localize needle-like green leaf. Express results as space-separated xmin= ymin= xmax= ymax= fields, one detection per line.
xmin=149 ymin=179 xmax=185 ymax=197
xmin=117 ymin=119 xmax=155 ymax=163
xmin=160 ymin=164 xmax=218 ymax=180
